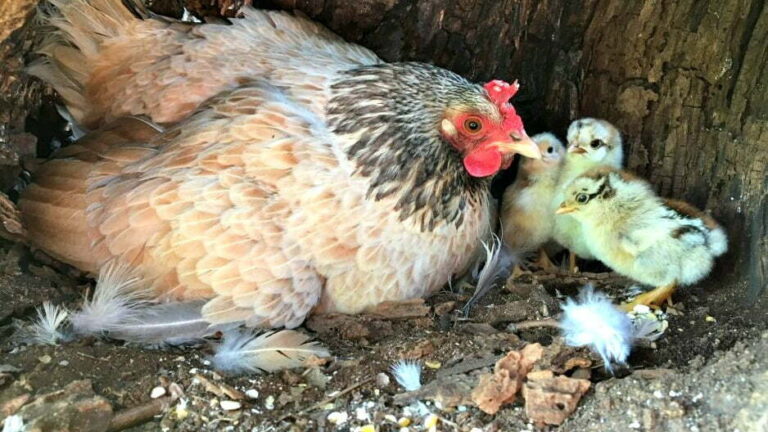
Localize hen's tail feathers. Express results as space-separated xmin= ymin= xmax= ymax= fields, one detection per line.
xmin=27 ymin=0 xmax=137 ymax=122
xmin=212 ymin=328 xmax=330 ymax=374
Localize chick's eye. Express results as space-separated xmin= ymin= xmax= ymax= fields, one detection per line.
xmin=463 ymin=117 xmax=483 ymax=134
xmin=547 ymin=146 xmax=554 ymax=154
xmin=576 ymin=194 xmax=589 ymax=204
xmin=590 ymin=139 xmax=604 ymax=149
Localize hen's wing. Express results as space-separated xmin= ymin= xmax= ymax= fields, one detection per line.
xmin=29 ymin=0 xmax=380 ymax=127
xmin=21 ymin=82 xmax=340 ymax=328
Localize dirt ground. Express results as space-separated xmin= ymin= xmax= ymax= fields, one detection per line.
xmin=1 ymin=244 xmax=766 ymax=432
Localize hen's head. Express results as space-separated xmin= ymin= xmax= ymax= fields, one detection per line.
xmin=439 ymin=80 xmax=541 ymax=177
xmin=327 ymin=63 xmax=539 ymax=229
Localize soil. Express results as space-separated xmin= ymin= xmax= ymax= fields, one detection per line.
xmin=1 ymin=248 xmax=766 ymax=432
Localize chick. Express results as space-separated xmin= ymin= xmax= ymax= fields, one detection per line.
xmin=556 ymin=167 xmax=728 ymax=310
xmin=552 ymin=118 xmax=624 ymax=271
xmin=501 ymin=133 xmax=565 ymax=272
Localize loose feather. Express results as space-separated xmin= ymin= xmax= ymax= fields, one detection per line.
xmin=70 ymin=261 xmax=148 ymax=336
xmin=390 ymin=360 xmax=423 ymax=391
xmin=212 ymin=328 xmax=330 ymax=374
xmin=560 ymin=285 xmax=633 ymax=371
xmin=462 ymin=234 xmax=517 ymax=314
xmin=20 ymin=302 xmax=71 ymax=345
xmin=2 ymin=415 xmax=24 ymax=432
xmin=108 ymin=301 xmax=213 ymax=345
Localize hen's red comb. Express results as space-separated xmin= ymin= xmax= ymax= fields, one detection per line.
xmin=484 ymin=80 xmax=519 ymax=105
xmin=484 ymin=79 xmax=524 ymax=133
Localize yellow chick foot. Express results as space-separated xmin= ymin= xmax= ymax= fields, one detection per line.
xmin=621 ymin=282 xmax=677 ymax=312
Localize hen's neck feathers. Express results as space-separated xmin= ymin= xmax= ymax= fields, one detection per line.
xmin=326 ymin=62 xmax=490 ymax=231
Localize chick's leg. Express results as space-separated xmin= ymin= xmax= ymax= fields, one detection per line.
xmin=621 ymin=282 xmax=677 ymax=312
xmin=568 ymin=251 xmax=579 ymax=273
xmin=533 ymin=248 xmax=557 ymax=272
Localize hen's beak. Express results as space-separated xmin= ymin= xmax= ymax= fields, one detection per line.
xmin=555 ymin=204 xmax=578 ymax=215
xmin=494 ymin=133 xmax=541 ymax=159
xmin=568 ymin=146 xmax=587 ymax=154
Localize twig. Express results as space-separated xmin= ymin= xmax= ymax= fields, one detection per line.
xmin=280 ymin=377 xmax=374 ymax=420
xmin=506 ymin=318 xmax=560 ymax=332
xmin=107 ymin=394 xmax=179 ymax=431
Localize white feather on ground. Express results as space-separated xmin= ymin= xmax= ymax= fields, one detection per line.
xmin=70 ymin=261 xmax=148 ymax=336
xmin=16 ymin=301 xmax=71 ymax=346
xmin=212 ymin=329 xmax=330 ymax=374
xmin=559 ymin=285 xmax=634 ymax=371
xmin=390 ymin=360 xmax=422 ymax=391
xmin=2 ymin=414 xmax=24 ymax=432
xmin=108 ymin=301 xmax=213 ymax=345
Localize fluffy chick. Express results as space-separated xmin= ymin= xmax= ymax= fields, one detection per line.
xmin=556 ymin=167 xmax=728 ymax=309
xmin=552 ymin=118 xmax=624 ymax=270
xmin=501 ymin=133 xmax=565 ymax=270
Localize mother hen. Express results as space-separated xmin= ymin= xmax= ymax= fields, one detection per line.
xmin=21 ymin=0 xmax=540 ymax=328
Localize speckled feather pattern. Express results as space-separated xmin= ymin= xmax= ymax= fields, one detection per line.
xmin=21 ymin=1 xmax=494 ymax=329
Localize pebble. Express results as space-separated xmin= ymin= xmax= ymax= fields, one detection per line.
xmin=245 ymin=389 xmax=259 ymax=399
xmin=375 ymin=372 xmax=390 ymax=388
xmin=38 ymin=355 xmax=52 ymax=364
xmin=58 ymin=360 xmax=69 ymax=367
xmin=150 ymin=386 xmax=167 ymax=399
xmin=327 ymin=411 xmax=349 ymax=425
xmin=220 ymin=400 xmax=242 ymax=411
xmin=264 ymin=395 xmax=275 ymax=410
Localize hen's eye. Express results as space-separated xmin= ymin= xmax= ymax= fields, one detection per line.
xmin=547 ymin=146 xmax=554 ymax=154
xmin=590 ymin=139 xmax=604 ymax=149
xmin=463 ymin=117 xmax=483 ymax=133
xmin=576 ymin=194 xmax=589 ymax=204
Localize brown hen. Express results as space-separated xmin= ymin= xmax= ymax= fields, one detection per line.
xmin=21 ymin=0 xmax=540 ymax=328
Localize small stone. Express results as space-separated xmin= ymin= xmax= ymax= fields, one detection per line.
xmin=423 ymin=414 xmax=438 ymax=428
xmin=633 ymin=305 xmax=651 ymax=314
xmin=705 ymin=315 xmax=716 ymax=322
xmin=38 ymin=355 xmax=52 ymax=364
xmin=58 ymin=360 xmax=69 ymax=367
xmin=327 ymin=411 xmax=349 ymax=425
xmin=150 ymin=386 xmax=167 ymax=399
xmin=245 ymin=389 xmax=259 ymax=399
xmin=219 ymin=400 xmax=242 ymax=411
xmin=424 ymin=360 xmax=441 ymax=369
xmin=398 ymin=417 xmax=411 ymax=427
xmin=375 ymin=372 xmax=390 ymax=388
xmin=264 ymin=395 xmax=275 ymax=410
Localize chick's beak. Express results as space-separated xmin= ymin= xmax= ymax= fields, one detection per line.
xmin=555 ymin=203 xmax=578 ymax=215
xmin=568 ymin=145 xmax=587 ymax=154
xmin=493 ymin=132 xmax=541 ymax=159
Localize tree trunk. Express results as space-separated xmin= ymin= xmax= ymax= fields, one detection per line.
xmin=258 ymin=0 xmax=768 ymax=299
xmin=1 ymin=0 xmax=766 ymax=297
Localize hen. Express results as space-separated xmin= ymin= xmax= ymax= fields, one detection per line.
xmin=21 ymin=0 xmax=540 ymax=329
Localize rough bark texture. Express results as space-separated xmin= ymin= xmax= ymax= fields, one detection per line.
xmin=256 ymin=0 xmax=768 ymax=298
xmin=0 ymin=0 xmax=766 ymax=296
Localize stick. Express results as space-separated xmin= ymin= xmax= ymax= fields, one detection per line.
xmin=506 ymin=318 xmax=560 ymax=332
xmin=107 ymin=395 xmax=178 ymax=431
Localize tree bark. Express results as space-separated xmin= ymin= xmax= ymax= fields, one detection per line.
xmin=1 ymin=0 xmax=766 ymax=296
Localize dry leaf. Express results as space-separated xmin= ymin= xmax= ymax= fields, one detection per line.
xmin=523 ymin=374 xmax=591 ymax=425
